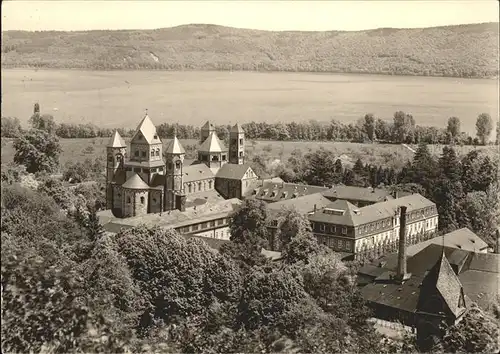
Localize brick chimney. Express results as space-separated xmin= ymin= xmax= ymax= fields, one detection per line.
xmin=396 ymin=205 xmax=411 ymax=283
xmin=314 ymin=204 xmax=317 ymax=213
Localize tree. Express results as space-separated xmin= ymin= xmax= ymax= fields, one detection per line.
xmin=86 ymin=203 xmax=105 ymax=242
xmin=393 ymin=111 xmax=416 ymax=143
xmin=275 ymin=207 xmax=312 ymax=247
xmin=363 ymin=113 xmax=376 ymax=141
xmin=13 ymin=129 xmax=62 ymax=174
xmin=439 ymin=146 xmax=461 ymax=182
xmin=302 ymin=147 xmax=338 ymax=186
xmin=1 ymin=116 xmax=22 ymax=137
xmin=281 ymin=232 xmax=321 ymax=264
xmin=29 ymin=112 xmax=57 ymax=134
xmin=446 ymin=116 xmax=461 ymax=141
xmin=229 ymin=199 xmax=269 ymax=246
xmin=476 ymin=113 xmax=493 ymax=145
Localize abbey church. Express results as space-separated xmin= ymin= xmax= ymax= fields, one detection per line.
xmin=106 ymin=113 xmax=258 ymax=218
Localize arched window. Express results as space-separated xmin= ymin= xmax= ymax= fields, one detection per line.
xmin=116 ymin=154 xmax=122 ymax=163
xmin=156 ymin=148 xmax=160 ymax=156
xmin=188 ymin=184 xmax=192 ymax=193
xmin=140 ymin=196 xmax=145 ymax=204
xmin=134 ymin=151 xmax=139 ymax=157
xmin=198 ymin=182 xmax=202 ymax=191
xmin=127 ymin=197 xmax=131 ymax=204
xmin=175 ymin=160 xmax=181 ymax=169
xmin=107 ymin=154 xmax=113 ymax=162
xmin=151 ymin=149 xmax=155 ymax=157
xmin=208 ymin=180 xmax=212 ymax=189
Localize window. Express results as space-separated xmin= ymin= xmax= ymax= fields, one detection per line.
xmin=188 ymin=184 xmax=192 ymax=193
xmin=152 ymin=198 xmax=157 ymax=204
xmin=342 ymin=227 xmax=347 ymax=235
xmin=192 ymin=224 xmax=199 ymax=231
xmin=209 ymin=180 xmax=213 ymax=189
xmin=140 ymin=196 xmax=145 ymax=204
xmin=151 ymin=149 xmax=155 ymax=156
xmin=239 ymin=138 xmax=243 ymax=145
xmin=107 ymin=154 xmax=113 ymax=162
xmin=175 ymin=161 xmax=181 ymax=169
xmin=320 ymin=224 xmax=325 ymax=232
xmin=134 ymin=168 xmax=141 ymax=173
xmin=222 ymin=155 xmax=226 ymax=161
xmin=156 ymin=148 xmax=160 ymax=156
xmin=127 ymin=197 xmax=131 ymax=203
xmin=159 ymin=166 xmax=164 ymax=171
xmin=134 ymin=151 xmax=139 ymax=157
xmin=339 ymin=239 xmax=344 ymax=248
xmin=239 ymin=151 xmax=244 ymax=157
xmin=217 ymin=219 xmax=224 ymax=226
xmin=346 ymin=242 xmax=351 ymax=251
xmin=142 ymin=151 xmax=146 ymax=158
xmin=210 ymin=221 xmax=216 ymax=227
xmin=311 ymin=222 xmax=315 ymax=230
xmin=331 ymin=226 xmax=336 ymax=233
xmin=154 ymin=134 xmax=158 ymax=140
xmin=201 ymin=222 xmax=208 ymax=229
xmin=198 ymin=182 xmax=202 ymax=191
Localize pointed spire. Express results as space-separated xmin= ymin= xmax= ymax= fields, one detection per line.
xmin=133 ymin=111 xmax=161 ymax=144
xmin=231 ymin=123 xmax=245 ymax=133
xmin=165 ymin=135 xmax=185 ymax=155
xmin=107 ymin=130 xmax=126 ymax=148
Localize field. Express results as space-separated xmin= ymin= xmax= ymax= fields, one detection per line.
xmin=2 ymin=69 xmax=498 ymax=135
xmin=2 ymin=137 xmax=496 ymax=173
xmin=2 ymin=23 xmax=498 ymax=78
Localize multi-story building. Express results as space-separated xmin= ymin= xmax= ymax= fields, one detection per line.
xmin=308 ymin=193 xmax=438 ymax=256
xmin=106 ymin=113 xmax=257 ymax=218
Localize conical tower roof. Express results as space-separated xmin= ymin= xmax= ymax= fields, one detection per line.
xmin=133 ymin=113 xmax=162 ymax=144
xmin=107 ymin=131 xmax=126 ymax=147
xmin=165 ymin=136 xmax=185 ymax=155
xmin=201 ymin=121 xmax=215 ymax=132
xmin=231 ymin=123 xmax=245 ymax=133
xmin=199 ymin=131 xmax=227 ymax=153
xmin=122 ymin=173 xmax=150 ymax=190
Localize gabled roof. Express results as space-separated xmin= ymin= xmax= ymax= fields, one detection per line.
xmin=165 ymin=136 xmax=185 ymax=155
xmin=183 ymin=164 xmax=215 ymax=183
xmin=132 ymin=114 xmax=162 ymax=144
xmin=250 ymin=182 xmax=329 ymax=202
xmin=107 ymin=131 xmax=126 ymax=148
xmin=199 ymin=131 xmax=227 ymax=153
xmin=230 ymin=123 xmax=245 ymax=133
xmin=418 ymin=252 xmax=466 ymax=318
xmin=201 ymin=121 xmax=215 ymax=132
xmin=122 ymin=173 xmax=150 ymax=190
xmin=215 ymin=164 xmax=252 ymax=180
xmin=267 ymin=193 xmax=332 ymax=217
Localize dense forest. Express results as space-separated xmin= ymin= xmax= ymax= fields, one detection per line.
xmin=2 ymin=107 xmax=500 ymax=352
xmin=2 ymin=23 xmax=499 ymax=78
xmin=2 ymin=107 xmax=499 ymax=146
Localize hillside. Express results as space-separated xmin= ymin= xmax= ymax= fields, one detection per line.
xmin=1 ymin=23 xmax=499 ymax=78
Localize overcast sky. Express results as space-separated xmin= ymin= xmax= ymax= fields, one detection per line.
xmin=2 ymin=0 xmax=499 ymax=32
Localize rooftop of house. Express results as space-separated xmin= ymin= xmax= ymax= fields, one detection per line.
xmin=308 ymin=193 xmax=436 ymax=227
xmin=359 ymin=244 xmax=500 ymax=312
xmin=106 ymin=198 xmax=242 ymax=230
xmin=183 ymin=163 xmax=215 ymax=183
xmin=267 ymin=192 xmax=338 ymax=219
xmin=403 ymin=228 xmax=489 ymax=257
xmin=322 ymin=185 xmax=394 ymax=203
xmin=215 ymin=163 xmax=253 ymax=180
xmin=248 ymin=181 xmax=330 ymax=203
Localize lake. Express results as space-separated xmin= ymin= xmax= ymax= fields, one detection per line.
xmin=1 ymin=69 xmax=498 ymax=134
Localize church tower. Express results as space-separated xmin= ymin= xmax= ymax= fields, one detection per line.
xmin=229 ymin=123 xmax=245 ymax=165
xmin=164 ymin=135 xmax=185 ymax=211
xmin=106 ymin=131 xmax=127 ymax=209
xmin=200 ymin=121 xmax=215 ymax=144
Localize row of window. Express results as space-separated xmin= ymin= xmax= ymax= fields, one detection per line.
xmin=312 ymin=222 xmax=348 ymax=235
xmin=176 ymin=218 xmax=228 ymax=234
xmin=317 ymin=235 xmax=352 ymax=251
xmin=125 ymin=166 xmax=164 ymax=173
xmin=186 ymin=180 xmax=213 ymax=193
xmin=134 ymin=148 xmax=161 ymax=158
xmin=357 ymin=219 xmax=392 ymax=235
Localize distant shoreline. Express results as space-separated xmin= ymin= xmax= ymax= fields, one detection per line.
xmin=1 ymin=66 xmax=498 ymax=81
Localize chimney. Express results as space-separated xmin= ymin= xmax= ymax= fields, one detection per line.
xmin=396 ymin=205 xmax=411 ymax=283
xmin=314 ymin=204 xmax=317 ymax=213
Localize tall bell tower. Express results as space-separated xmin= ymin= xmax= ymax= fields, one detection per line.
xmin=229 ymin=123 xmax=245 ymax=165
xmin=106 ymin=131 xmax=127 ymax=209
xmin=164 ymin=135 xmax=185 ymax=211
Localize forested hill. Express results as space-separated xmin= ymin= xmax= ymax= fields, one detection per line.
xmin=2 ymin=22 xmax=499 ymax=78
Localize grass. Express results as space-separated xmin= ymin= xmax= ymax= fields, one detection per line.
xmin=2 ymin=23 xmax=498 ymax=78
xmin=2 ymin=69 xmax=497 ymax=135
xmin=2 ymin=137 xmax=496 ymax=173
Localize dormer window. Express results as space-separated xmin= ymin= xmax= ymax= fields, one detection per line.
xmin=154 ymin=134 xmax=158 ymax=140
xmin=281 ymin=192 xmax=288 ymax=199
xmin=270 ymin=191 xmax=277 ymax=198
xmin=270 ymin=219 xmax=279 ymax=227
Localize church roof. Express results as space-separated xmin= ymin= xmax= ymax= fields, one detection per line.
xmin=199 ymin=132 xmax=227 ymax=153
xmin=418 ymin=251 xmax=466 ymax=318
xmin=183 ymin=164 xmax=215 ymax=183
xmin=132 ymin=114 xmax=162 ymax=144
xmin=165 ymin=136 xmax=185 ymax=155
xmin=201 ymin=121 xmax=215 ymax=132
xmin=122 ymin=173 xmax=150 ymax=190
xmin=107 ymin=131 xmax=126 ymax=148
xmin=215 ymin=163 xmax=252 ymax=180
xmin=230 ymin=123 xmax=245 ymax=133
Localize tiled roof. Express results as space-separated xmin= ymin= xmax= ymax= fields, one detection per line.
xmin=132 ymin=114 xmax=162 ymax=144
xmin=150 ymin=174 xmax=165 ymax=188
xmin=107 ymin=131 xmax=126 ymax=148
xmin=215 ymin=164 xmax=252 ymax=180
xmin=183 ymin=164 xmax=215 ymax=183
xmin=269 ymin=193 xmax=344 ymax=219
xmin=308 ymin=199 xmax=360 ymax=226
xmin=201 ymin=121 xmax=215 ymax=132
xmin=308 ymin=193 xmax=436 ymax=227
xmin=417 ymin=252 xmax=466 ymax=318
xmin=122 ymin=173 xmax=150 ymax=190
xmin=230 ymin=123 xmax=245 ymax=133
xmin=125 ymin=160 xmax=165 ymax=168
xmin=199 ymin=132 xmax=227 ymax=153
xmin=322 ymin=185 xmax=393 ymax=203
xmin=165 ymin=136 xmax=186 ymax=155
xmin=250 ymin=182 xmax=329 ymax=203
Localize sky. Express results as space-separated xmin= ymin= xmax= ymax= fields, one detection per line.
xmin=1 ymin=0 xmax=499 ymax=32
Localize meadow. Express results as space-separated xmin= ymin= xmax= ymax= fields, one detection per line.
xmin=1 ymin=136 xmax=495 ymax=173
xmin=1 ymin=69 xmax=498 ymax=136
